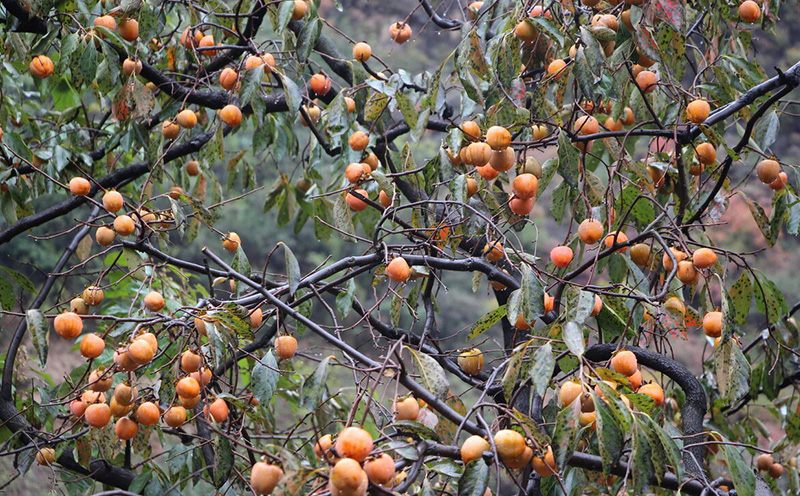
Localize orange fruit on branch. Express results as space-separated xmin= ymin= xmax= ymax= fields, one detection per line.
xmin=218 ymin=104 xmax=242 ymax=127
xmin=578 ymin=218 xmax=604 ymax=245
xmin=610 ymin=350 xmax=638 ymax=377
xmin=686 ymin=99 xmax=710 ymax=124
xmin=275 ymin=335 xmax=298 ymax=360
xmin=335 ymin=426 xmax=374 ymax=462
xmin=389 ymin=22 xmax=412 ymax=44
xmin=54 ymin=312 xmax=82 ymax=339
xmin=69 ymin=177 xmax=91 ymax=196
xmin=550 ymin=246 xmax=573 ymax=268
xmin=80 ymin=333 xmax=105 ymax=359
xmin=251 ymin=462 xmax=284 ymax=495
xmin=386 ymin=257 xmax=411 ymax=283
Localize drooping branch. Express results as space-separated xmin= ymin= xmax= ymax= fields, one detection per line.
xmin=0 ymin=127 xmax=216 ymax=246
xmin=584 ymin=344 xmax=707 ymax=478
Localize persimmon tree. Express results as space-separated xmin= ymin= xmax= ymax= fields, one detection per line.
xmin=0 ymin=0 xmax=799 ymax=494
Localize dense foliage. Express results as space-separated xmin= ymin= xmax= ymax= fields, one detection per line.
xmin=0 ymin=0 xmax=799 ymax=495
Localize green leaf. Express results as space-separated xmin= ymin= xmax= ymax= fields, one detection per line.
xmin=529 ymin=343 xmax=555 ymax=398
xmin=251 ymin=351 xmax=279 ymax=406
xmin=0 ymin=277 xmax=14 ymax=311
xmin=520 ymin=264 xmax=544 ymax=323
xmin=213 ymin=435 xmax=233 ymax=488
xmin=591 ymin=390 xmax=622 ymax=476
xmin=278 ymin=242 xmax=301 ymax=296
xmin=296 ymin=18 xmax=322 ymax=64
xmin=27 ymin=309 xmax=48 ymax=367
xmin=335 ymin=278 xmax=356 ymax=317
xmin=458 ymin=459 xmax=489 ymax=496
xmin=729 ymin=271 xmax=752 ymax=326
xmin=74 ymin=42 xmax=98 ymax=87
xmin=722 ymin=443 xmax=756 ymax=496
xmin=552 ymin=401 xmax=580 ymax=470
xmin=562 ymin=321 xmax=585 ymax=357
xmin=391 ymin=420 xmax=441 ymax=442
xmin=717 ymin=274 xmax=737 ymax=343
xmin=395 ymin=91 xmax=418 ymax=131
xmin=503 ymin=339 xmax=533 ymax=402
xmin=713 ymin=338 xmax=750 ymax=405
xmin=467 ymin=305 xmax=506 ymax=341
xmin=557 ymin=132 xmax=580 ymax=188
xmin=333 ymin=193 xmax=356 ymax=242
xmin=277 ymin=71 xmax=302 ymax=113
xmin=404 ymin=347 xmax=449 ymax=400
xmin=300 ymin=355 xmax=331 ymax=410
xmin=630 ymin=421 xmax=654 ymax=495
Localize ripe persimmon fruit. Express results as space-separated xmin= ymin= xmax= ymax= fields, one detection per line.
xmin=461 ymin=435 xmax=490 ymax=463
xmin=36 ymin=447 xmax=55 ymax=465
xmin=162 ymin=120 xmax=180 ymax=139
xmin=181 ymin=350 xmax=202 ymax=372
xmin=115 ymin=417 xmax=138 ymax=440
xmin=489 ymin=148 xmax=515 ymax=172
xmin=662 ymin=247 xmax=687 ymax=272
xmin=692 ymin=247 xmax=718 ymax=269
xmin=394 ymin=397 xmax=420 ymax=421
xmin=739 ymin=0 xmax=761 ymax=23
xmin=291 ymin=0 xmax=308 ymax=20
xmin=348 ymin=131 xmax=369 ymax=152
xmin=573 ymin=115 xmax=599 ymax=135
xmin=85 ymin=403 xmax=111 ymax=428
xmin=493 ymin=429 xmax=526 ymax=461
xmin=389 ymin=22 xmax=412 ymax=44
xmin=143 ymin=291 xmax=165 ymax=312
xmin=458 ymin=348 xmax=484 ymax=376
xmin=164 ymin=406 xmax=187 ymax=428
xmin=335 ymin=426 xmax=374 ymax=462
xmin=386 ymin=257 xmax=411 ymax=283
xmin=118 ymin=18 xmax=139 ymax=41
xmin=559 ymin=381 xmax=583 ymax=407
xmin=218 ymin=104 xmax=242 ymax=127
xmin=54 ymin=312 xmax=82 ymax=339
xmin=509 ymin=196 xmax=534 ymax=216
xmin=603 ymin=231 xmax=629 ymax=252
xmin=636 ymin=70 xmax=659 ymax=94
xmin=676 ymin=260 xmax=699 ymax=285
xmin=29 ymin=55 xmax=54 ymax=78
xmin=176 ymin=376 xmax=201 ymax=398
xmin=275 ymin=335 xmax=298 ymax=360
xmin=176 ymin=109 xmax=197 ymax=129
xmin=346 ymin=189 xmax=369 ymax=211
xmin=550 ymin=246 xmax=573 ymax=268
xmin=462 ymin=121 xmax=481 ymax=141
xmin=578 ymin=218 xmax=604 ymax=245
xmin=756 ymin=159 xmax=781 ymax=184
xmin=532 ymin=446 xmax=557 ymax=477
xmin=364 ymin=453 xmax=396 ymax=485
xmin=80 ymin=333 xmax=105 ymax=359
xmin=219 ymin=68 xmax=239 ymax=90
xmin=485 ymin=126 xmax=511 ymax=151
xmin=611 ymin=350 xmax=638 ymax=377
xmin=352 ymin=42 xmax=372 ymax=62
xmin=205 ymin=398 xmax=229 ymax=422
xmin=686 ymin=99 xmax=710 ymax=124
xmin=629 ymin=243 xmax=650 ymax=267
xmin=512 ymin=173 xmax=539 ymax=200
xmin=703 ymin=311 xmax=723 ymax=338
xmin=251 ymin=461 xmax=284 ymax=495
xmin=135 ymin=401 xmax=160 ymax=426
xmin=69 ymin=177 xmax=91 ymax=196
xmin=695 ymin=142 xmax=717 ymax=165
xmin=638 ymin=383 xmax=664 ymax=406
